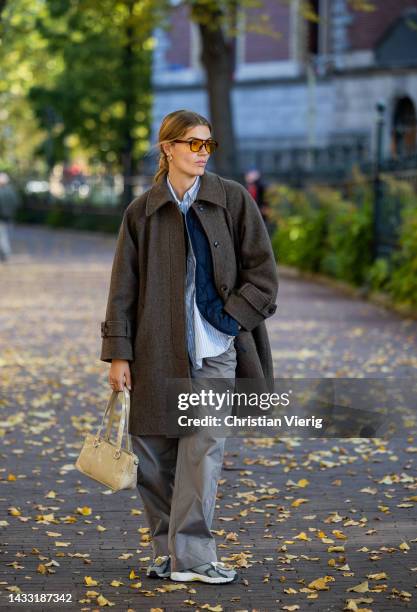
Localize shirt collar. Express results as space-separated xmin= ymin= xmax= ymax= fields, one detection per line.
xmin=146 ymin=170 xmax=226 ymax=216
xmin=166 ymin=174 xmax=201 ymax=205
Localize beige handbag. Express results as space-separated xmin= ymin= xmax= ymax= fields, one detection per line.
xmin=75 ymin=385 xmax=139 ymax=492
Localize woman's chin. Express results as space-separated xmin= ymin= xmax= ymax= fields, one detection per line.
xmin=184 ymin=167 xmax=204 ymax=177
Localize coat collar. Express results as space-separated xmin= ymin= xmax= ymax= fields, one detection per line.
xmin=146 ymin=170 xmax=226 ymax=216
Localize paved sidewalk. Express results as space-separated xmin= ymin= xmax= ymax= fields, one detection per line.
xmin=0 ymin=224 xmax=416 ymax=611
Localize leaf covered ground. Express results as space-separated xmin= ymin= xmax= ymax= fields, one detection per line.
xmin=0 ymin=225 xmax=416 ymax=611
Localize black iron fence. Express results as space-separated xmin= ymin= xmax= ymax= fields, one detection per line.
xmin=135 ymin=136 xmax=371 ymax=186
xmin=8 ymin=100 xmax=417 ymax=260
xmin=11 ymin=148 xmax=417 ymax=257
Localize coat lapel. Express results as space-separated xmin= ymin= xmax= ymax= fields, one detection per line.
xmin=146 ymin=170 xmax=227 ymax=216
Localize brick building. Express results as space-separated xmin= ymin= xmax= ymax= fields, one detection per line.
xmin=150 ymin=0 xmax=417 ymax=171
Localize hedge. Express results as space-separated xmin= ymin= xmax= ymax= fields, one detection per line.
xmin=267 ymin=172 xmax=417 ymax=306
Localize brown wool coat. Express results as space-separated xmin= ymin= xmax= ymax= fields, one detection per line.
xmin=100 ymin=170 xmax=279 ymax=436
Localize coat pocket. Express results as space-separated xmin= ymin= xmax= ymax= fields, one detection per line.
xmin=234 ymin=330 xmax=264 ymax=378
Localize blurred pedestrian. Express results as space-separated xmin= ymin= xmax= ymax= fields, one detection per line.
xmin=0 ymin=172 xmax=20 ymax=262
xmin=244 ymin=168 xmax=266 ymax=217
xmin=244 ymin=167 xmax=273 ymax=236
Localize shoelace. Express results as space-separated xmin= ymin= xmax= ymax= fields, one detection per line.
xmin=211 ymin=561 xmax=230 ymax=570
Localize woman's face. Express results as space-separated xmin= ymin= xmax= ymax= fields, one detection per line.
xmin=164 ymin=125 xmax=212 ymax=178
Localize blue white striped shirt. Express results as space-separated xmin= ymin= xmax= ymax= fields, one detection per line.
xmin=166 ymin=173 xmax=234 ymax=370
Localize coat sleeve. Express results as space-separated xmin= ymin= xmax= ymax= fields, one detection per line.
xmin=100 ymin=209 xmax=139 ymax=363
xmin=223 ymin=185 xmax=278 ymax=332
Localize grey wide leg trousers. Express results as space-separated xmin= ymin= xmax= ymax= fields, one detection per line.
xmin=131 ymin=339 xmax=237 ymax=572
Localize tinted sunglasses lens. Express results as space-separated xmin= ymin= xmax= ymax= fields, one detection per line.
xmin=206 ymin=140 xmax=217 ymax=153
xmin=190 ymin=139 xmax=203 ymax=152
xmin=189 ymin=139 xmax=217 ymax=153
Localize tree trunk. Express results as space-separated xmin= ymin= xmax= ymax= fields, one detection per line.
xmin=197 ymin=5 xmax=238 ymax=179
xmin=0 ymin=0 xmax=6 ymax=20
xmin=121 ymin=0 xmax=136 ymax=208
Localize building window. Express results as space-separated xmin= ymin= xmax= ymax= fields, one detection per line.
xmin=304 ymin=0 xmax=331 ymax=74
xmin=307 ymin=0 xmax=320 ymax=56
xmin=392 ymin=96 xmax=417 ymax=157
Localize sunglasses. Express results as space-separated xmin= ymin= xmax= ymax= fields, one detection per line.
xmin=173 ymin=138 xmax=218 ymax=154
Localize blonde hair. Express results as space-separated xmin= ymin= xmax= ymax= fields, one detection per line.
xmin=151 ymin=110 xmax=212 ymax=183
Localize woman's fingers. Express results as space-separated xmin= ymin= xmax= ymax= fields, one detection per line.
xmin=109 ymin=366 xmax=131 ymax=392
xmin=109 ymin=374 xmax=123 ymax=391
xmin=124 ymin=369 xmax=132 ymax=390
xmin=110 ymin=381 xmax=124 ymax=392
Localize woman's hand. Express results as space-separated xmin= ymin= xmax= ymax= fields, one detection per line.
xmin=109 ymin=359 xmax=132 ymax=392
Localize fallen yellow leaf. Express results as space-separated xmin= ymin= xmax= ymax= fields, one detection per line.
xmin=291 ymin=498 xmax=309 ymax=507
xmin=8 ymin=507 xmax=21 ymax=516
xmin=367 ymin=572 xmax=387 ymax=580
xmin=308 ymin=576 xmax=335 ymax=590
xmin=130 ymin=581 xmax=142 ymax=589
xmin=96 ymin=594 xmax=115 ymax=606
xmin=347 ymin=580 xmax=369 ymax=593
xmin=332 ymin=530 xmax=347 ymax=540
xmin=294 ymin=531 xmax=311 ymax=541
xmin=77 ymin=506 xmax=92 ymax=516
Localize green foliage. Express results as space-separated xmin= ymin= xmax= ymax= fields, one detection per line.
xmin=272 ymin=213 xmax=325 ymax=272
xmin=268 ymin=173 xmax=417 ymax=306
xmin=44 ymin=206 xmax=121 ymax=231
xmin=15 ymin=195 xmax=122 ymax=232
xmin=269 ymin=181 xmax=373 ymax=282
xmin=269 ymin=185 xmax=328 ymax=272
xmin=366 ymin=257 xmax=391 ymax=291
xmin=0 ymin=0 xmax=57 ymax=172
xmin=320 ymin=194 xmax=373 ymax=284
xmin=386 ymin=179 xmax=417 ymax=306
xmin=0 ymin=0 xmax=156 ymax=171
xmin=28 ymin=0 xmax=156 ymax=169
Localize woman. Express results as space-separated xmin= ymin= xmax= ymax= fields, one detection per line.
xmin=100 ymin=109 xmax=278 ymax=584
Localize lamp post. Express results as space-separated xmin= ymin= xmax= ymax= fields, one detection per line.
xmin=373 ymin=100 xmax=386 ymax=261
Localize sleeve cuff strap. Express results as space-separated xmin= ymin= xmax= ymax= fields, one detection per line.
xmin=101 ymin=319 xmax=132 ymax=338
xmin=223 ymin=284 xmax=277 ymax=332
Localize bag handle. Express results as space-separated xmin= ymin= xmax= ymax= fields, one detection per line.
xmin=97 ymin=390 xmax=119 ymax=441
xmin=104 ymin=388 xmax=129 ymax=444
xmin=95 ymin=386 xmax=132 ymax=454
xmin=115 ymin=386 xmax=131 ymax=453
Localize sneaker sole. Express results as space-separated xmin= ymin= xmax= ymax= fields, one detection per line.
xmin=146 ymin=570 xmax=171 ymax=579
xmin=170 ymin=570 xmax=238 ymax=584
xmin=146 ymin=572 xmax=170 ymax=578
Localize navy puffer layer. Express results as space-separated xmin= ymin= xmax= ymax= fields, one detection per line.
xmin=185 ymin=206 xmax=239 ymax=336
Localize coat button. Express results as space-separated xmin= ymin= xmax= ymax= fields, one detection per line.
xmin=198 ymin=205 xmax=204 ymax=211
xmin=268 ymin=305 xmax=277 ymax=314
xmin=213 ymin=240 xmax=219 ymax=247
xmin=220 ymin=284 xmax=228 ymax=291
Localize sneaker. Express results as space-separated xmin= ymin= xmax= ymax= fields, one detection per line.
xmin=170 ymin=561 xmax=238 ymax=584
xmin=146 ymin=555 xmax=171 ymax=578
